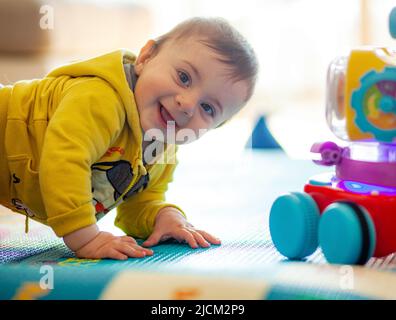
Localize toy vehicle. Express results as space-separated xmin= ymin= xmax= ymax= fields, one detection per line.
xmin=269 ymin=8 xmax=396 ymax=265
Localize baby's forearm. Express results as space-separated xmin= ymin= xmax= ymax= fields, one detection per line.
xmin=63 ymin=224 xmax=100 ymax=252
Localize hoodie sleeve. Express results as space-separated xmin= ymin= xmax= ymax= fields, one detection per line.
xmin=115 ymin=154 xmax=185 ymax=239
xmin=40 ymin=78 xmax=125 ymax=237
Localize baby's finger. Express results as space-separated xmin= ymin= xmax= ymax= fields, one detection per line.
xmin=133 ymin=245 xmax=154 ymax=256
xmin=195 ymin=230 xmax=221 ymax=245
xmin=189 ymin=230 xmax=210 ymax=248
xmin=119 ymin=237 xmax=153 ymax=255
xmin=121 ymin=236 xmax=137 ymax=244
xmin=106 ymin=248 xmax=128 ymax=260
xmin=117 ymin=244 xmax=146 ymax=258
xmin=178 ymin=229 xmax=198 ymax=249
xmin=117 ymin=243 xmax=147 ymax=258
xmin=142 ymin=231 xmax=162 ymax=247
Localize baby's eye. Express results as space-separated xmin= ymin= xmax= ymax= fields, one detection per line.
xmin=178 ymin=71 xmax=191 ymax=87
xmin=200 ymin=103 xmax=215 ymax=117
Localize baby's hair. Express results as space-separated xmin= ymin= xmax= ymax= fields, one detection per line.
xmin=153 ymin=17 xmax=259 ymax=103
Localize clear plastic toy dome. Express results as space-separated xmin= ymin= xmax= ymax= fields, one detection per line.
xmin=326 ymin=55 xmax=349 ymax=140
xmin=345 ymin=141 xmax=396 ymax=163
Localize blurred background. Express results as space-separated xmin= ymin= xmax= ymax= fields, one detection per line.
xmin=1 ymin=0 xmax=395 ymax=159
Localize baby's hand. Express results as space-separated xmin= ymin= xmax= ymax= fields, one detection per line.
xmin=75 ymin=231 xmax=153 ymax=260
xmin=142 ymin=207 xmax=221 ymax=249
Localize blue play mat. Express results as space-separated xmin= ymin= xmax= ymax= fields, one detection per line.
xmin=1 ymin=150 xmax=396 ymax=300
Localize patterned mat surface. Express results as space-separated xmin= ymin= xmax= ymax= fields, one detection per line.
xmin=1 ymin=150 xmax=396 ymax=299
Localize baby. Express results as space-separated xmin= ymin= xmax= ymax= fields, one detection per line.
xmin=0 ymin=17 xmax=258 ymax=260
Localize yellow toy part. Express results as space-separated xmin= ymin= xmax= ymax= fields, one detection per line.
xmin=345 ymin=48 xmax=396 ymax=142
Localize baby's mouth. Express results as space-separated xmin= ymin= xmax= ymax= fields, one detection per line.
xmin=159 ymin=103 xmax=177 ymax=127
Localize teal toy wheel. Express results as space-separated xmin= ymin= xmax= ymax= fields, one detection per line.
xmin=390 ymin=7 xmax=396 ymax=39
xmin=269 ymin=192 xmax=320 ymax=260
xmin=318 ymin=202 xmax=376 ymax=265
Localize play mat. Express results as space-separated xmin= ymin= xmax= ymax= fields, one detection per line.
xmin=1 ymin=150 xmax=396 ymax=299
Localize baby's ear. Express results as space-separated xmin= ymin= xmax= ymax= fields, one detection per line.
xmin=135 ymin=40 xmax=157 ymax=75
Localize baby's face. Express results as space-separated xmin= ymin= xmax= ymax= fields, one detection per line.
xmin=134 ymin=37 xmax=249 ymax=144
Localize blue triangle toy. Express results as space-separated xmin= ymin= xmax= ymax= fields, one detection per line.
xmin=246 ymin=115 xmax=282 ymax=149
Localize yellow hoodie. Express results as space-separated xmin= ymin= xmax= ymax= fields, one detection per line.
xmin=0 ymin=50 xmax=183 ymax=238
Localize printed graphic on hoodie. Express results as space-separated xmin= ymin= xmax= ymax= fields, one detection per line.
xmin=11 ymin=160 xmax=149 ymax=222
xmin=91 ymin=160 xmax=149 ymax=220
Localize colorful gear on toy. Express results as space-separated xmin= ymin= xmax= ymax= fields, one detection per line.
xmin=351 ymin=67 xmax=396 ymax=142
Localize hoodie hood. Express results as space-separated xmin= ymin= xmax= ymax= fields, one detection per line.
xmin=47 ymin=50 xmax=143 ymax=157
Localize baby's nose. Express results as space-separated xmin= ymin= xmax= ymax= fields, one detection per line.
xmin=176 ymin=95 xmax=196 ymax=117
